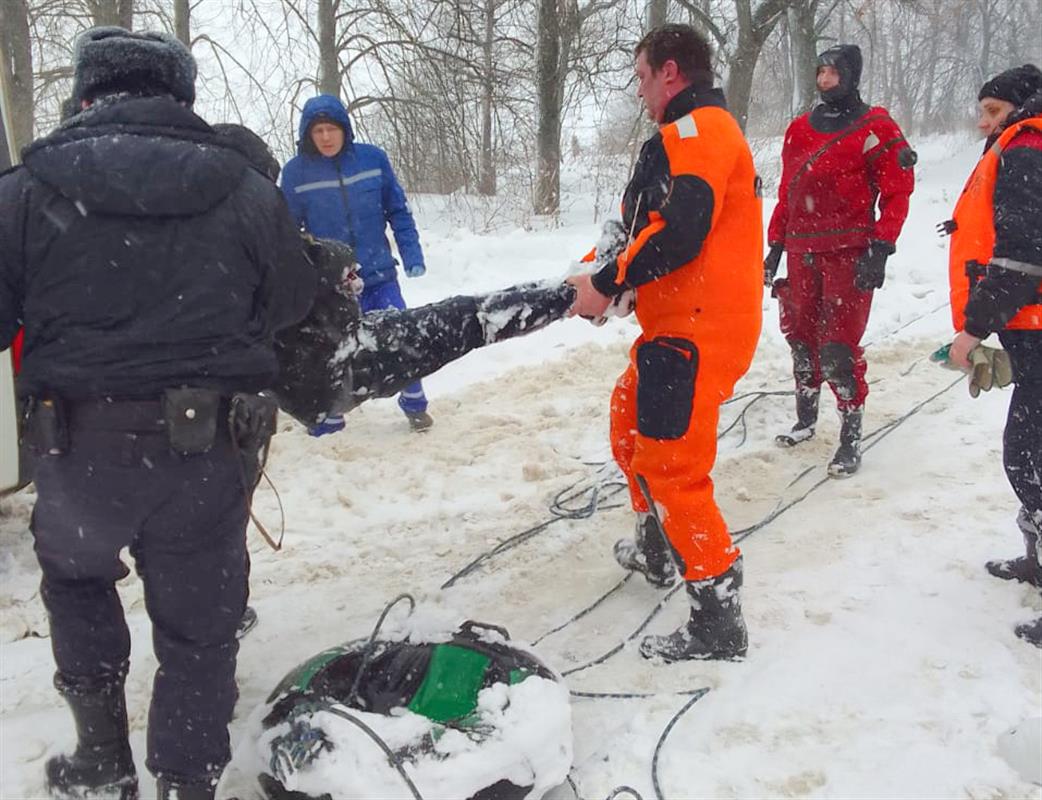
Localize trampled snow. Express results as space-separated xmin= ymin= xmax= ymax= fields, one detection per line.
xmin=1 ymin=133 xmax=1040 ymax=800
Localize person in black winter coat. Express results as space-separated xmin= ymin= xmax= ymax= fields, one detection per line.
xmin=0 ymin=27 xmax=315 ymax=800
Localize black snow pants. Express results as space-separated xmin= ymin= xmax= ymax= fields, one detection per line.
xmin=29 ymin=397 xmax=250 ymax=785
xmin=1000 ymin=330 xmax=1042 ymax=523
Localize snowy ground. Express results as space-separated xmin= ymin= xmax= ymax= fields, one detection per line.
xmin=2 ymin=133 xmax=1041 ymax=800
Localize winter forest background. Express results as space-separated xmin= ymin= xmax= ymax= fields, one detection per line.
xmin=2 ymin=0 xmax=1041 ymax=228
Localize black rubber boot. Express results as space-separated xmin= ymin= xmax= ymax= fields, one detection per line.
xmin=45 ymin=670 xmax=138 ymax=800
xmin=776 ymin=387 xmax=820 ymax=447
xmin=828 ymin=408 xmax=863 ymax=478
xmin=639 ymin=557 xmax=748 ymax=662
xmin=1015 ymin=616 xmax=1042 ymax=648
xmin=157 ymin=777 xmax=217 ymax=800
xmin=986 ymin=508 xmax=1042 ymax=588
xmin=613 ymin=512 xmax=677 ymax=588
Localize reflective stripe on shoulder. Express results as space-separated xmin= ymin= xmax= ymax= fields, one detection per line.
xmin=675 ymin=116 xmax=698 ymax=139
xmin=293 ymin=168 xmax=382 ymax=194
xmin=991 ymin=257 xmax=1042 ymax=278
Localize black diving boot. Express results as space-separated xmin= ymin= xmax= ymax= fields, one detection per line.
xmin=828 ymin=408 xmax=863 ymax=478
xmin=613 ymin=512 xmax=678 ymax=588
xmin=639 ymin=558 xmax=748 ymax=662
xmin=776 ymin=387 xmax=820 ymax=448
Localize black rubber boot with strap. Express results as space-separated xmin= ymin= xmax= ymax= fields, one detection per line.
xmin=613 ymin=512 xmax=678 ymax=588
xmin=46 ymin=670 xmax=138 ymax=800
xmin=639 ymin=557 xmax=748 ymax=662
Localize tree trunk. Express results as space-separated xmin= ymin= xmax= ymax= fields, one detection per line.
xmin=0 ymin=0 xmax=33 ymax=153
xmin=726 ymin=25 xmax=763 ymax=131
xmin=477 ymin=0 xmax=496 ymax=196
xmin=174 ymin=0 xmax=190 ymax=46
xmin=318 ymin=0 xmax=340 ymax=98
xmin=534 ymin=0 xmax=561 ymax=215
xmin=726 ymin=0 xmax=789 ymax=131
xmin=787 ymin=0 xmax=817 ymax=115
xmin=89 ymin=0 xmax=134 ymax=28
xmin=647 ymin=0 xmax=669 ymax=29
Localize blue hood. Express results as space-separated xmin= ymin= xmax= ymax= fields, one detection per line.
xmin=297 ymin=94 xmax=354 ymax=154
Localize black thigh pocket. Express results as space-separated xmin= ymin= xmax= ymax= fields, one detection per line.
xmin=636 ymin=337 xmax=698 ymax=440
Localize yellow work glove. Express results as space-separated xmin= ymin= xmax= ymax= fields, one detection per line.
xmin=968 ymin=345 xmax=1014 ymax=398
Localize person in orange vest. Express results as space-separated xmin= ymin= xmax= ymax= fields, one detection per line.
xmin=945 ymin=64 xmax=1042 ymax=648
xmin=568 ymin=24 xmax=762 ymax=661
xmin=765 ymin=45 xmax=916 ymax=477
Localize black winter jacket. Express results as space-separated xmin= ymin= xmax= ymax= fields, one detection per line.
xmin=0 ymin=96 xmax=315 ymax=399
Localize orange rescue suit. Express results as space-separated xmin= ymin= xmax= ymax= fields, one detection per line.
xmin=949 ymin=116 xmax=1042 ymax=332
xmin=595 ymin=88 xmax=763 ymax=582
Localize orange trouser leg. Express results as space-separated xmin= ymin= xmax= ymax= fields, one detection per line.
xmin=609 ymin=338 xmax=741 ymax=582
xmin=609 ymin=362 xmax=649 ymax=514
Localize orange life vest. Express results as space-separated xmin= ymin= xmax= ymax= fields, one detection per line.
xmin=948 ymin=116 xmax=1042 ymax=332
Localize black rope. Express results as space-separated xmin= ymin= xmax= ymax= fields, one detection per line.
xmin=570 ymin=688 xmax=707 ymax=700
xmin=346 ymin=593 xmax=416 ymax=709
xmin=860 ymin=301 xmax=948 ymax=349
xmin=441 ymin=465 xmax=627 ymax=589
xmin=731 ymin=373 xmax=965 ymax=541
xmin=606 ymin=787 xmax=645 ymax=800
xmin=560 ymin=582 xmax=684 ymax=677
xmin=531 ymin=574 xmax=632 ymax=647
xmin=651 ymin=690 xmax=710 ymax=800
xmin=323 ymin=703 xmax=424 ymax=800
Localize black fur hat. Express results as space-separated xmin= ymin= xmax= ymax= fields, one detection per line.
xmin=73 ymin=26 xmax=197 ymax=106
xmin=978 ymin=64 xmax=1042 ymax=108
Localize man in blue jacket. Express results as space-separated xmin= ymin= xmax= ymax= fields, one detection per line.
xmin=281 ymin=94 xmax=432 ymax=434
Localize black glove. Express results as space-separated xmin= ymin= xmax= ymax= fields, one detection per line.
xmin=763 ymin=245 xmax=784 ymax=287
xmin=854 ymin=242 xmax=893 ymax=291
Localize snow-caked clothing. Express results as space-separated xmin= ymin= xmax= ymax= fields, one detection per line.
xmin=280 ymin=94 xmax=424 ymax=291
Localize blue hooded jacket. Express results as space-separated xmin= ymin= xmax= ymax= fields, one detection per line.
xmin=281 ymin=94 xmax=424 ymax=289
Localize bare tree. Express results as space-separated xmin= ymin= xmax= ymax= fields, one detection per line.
xmin=173 ymin=0 xmax=190 ymax=45
xmin=0 ymin=0 xmax=34 ymax=152
xmin=534 ymin=0 xmax=563 ymax=214
xmin=647 ymin=0 xmax=670 ymax=28
xmin=677 ymin=0 xmax=793 ymax=129
xmin=86 ymin=0 xmax=133 ymax=28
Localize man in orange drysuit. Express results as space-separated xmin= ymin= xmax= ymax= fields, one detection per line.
xmin=568 ymin=23 xmax=763 ymax=661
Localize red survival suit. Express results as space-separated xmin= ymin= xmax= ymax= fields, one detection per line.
xmin=768 ymin=71 xmax=914 ymax=413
